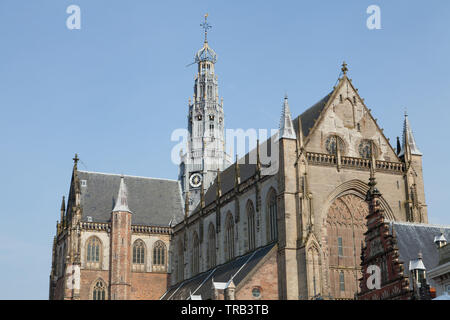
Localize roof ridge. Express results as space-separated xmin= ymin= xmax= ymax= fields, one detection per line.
xmin=78 ymin=170 xmax=178 ymax=182
xmin=390 ymin=220 xmax=450 ymax=229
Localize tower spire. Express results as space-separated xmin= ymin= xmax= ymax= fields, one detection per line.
xmin=113 ymin=176 xmax=131 ymax=213
xmin=399 ymin=112 xmax=422 ymax=157
xmin=279 ymin=95 xmax=297 ymax=140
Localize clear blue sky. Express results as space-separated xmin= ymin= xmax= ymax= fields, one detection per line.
xmin=0 ymin=0 xmax=449 ymax=299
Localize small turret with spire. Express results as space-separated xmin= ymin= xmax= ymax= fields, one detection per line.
xmin=279 ymin=95 xmax=297 ymax=140
xmin=113 ymin=176 xmax=132 ymax=213
xmin=110 ymin=175 xmax=133 ymax=299
xmin=399 ymin=111 xmax=422 ymax=159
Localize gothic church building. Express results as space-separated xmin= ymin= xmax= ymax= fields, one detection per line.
xmin=49 ymin=17 xmax=428 ymax=300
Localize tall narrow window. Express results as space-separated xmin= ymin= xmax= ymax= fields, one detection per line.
xmin=86 ymin=237 xmax=101 ymax=269
xmin=177 ymin=241 xmax=184 ymax=282
xmin=207 ymin=223 xmax=216 ymax=269
xmin=225 ymin=213 xmax=235 ymax=261
xmin=338 ymin=237 xmax=343 ymax=257
xmin=152 ymin=240 xmax=167 ymax=272
xmin=92 ymin=280 xmax=106 ymax=300
xmin=133 ymin=240 xmax=145 ymax=264
xmin=267 ymin=190 xmax=278 ymax=243
xmin=247 ymin=201 xmax=256 ymax=251
xmin=339 ymin=272 xmax=345 ymax=292
xmin=192 ymin=232 xmax=200 ymax=275
xmin=207 ymin=86 xmax=212 ymax=98
xmin=132 ymin=239 xmax=146 ymax=272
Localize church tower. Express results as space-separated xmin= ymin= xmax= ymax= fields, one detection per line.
xmin=179 ymin=14 xmax=231 ymax=212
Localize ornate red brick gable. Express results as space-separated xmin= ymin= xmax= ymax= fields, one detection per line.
xmin=357 ymin=170 xmax=413 ymax=300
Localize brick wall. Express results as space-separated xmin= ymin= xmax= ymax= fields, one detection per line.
xmin=235 ymin=248 xmax=279 ymax=300
xmin=131 ymin=272 xmax=169 ymax=300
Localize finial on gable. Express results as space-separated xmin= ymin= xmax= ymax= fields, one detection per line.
xmin=341 ymin=61 xmax=348 ymax=75
xmin=73 ymin=153 xmax=79 ymax=169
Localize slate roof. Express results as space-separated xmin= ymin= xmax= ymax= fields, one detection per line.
xmin=77 ymin=171 xmax=184 ymax=226
xmin=161 ymin=243 xmax=276 ymax=300
xmin=294 ymin=92 xmax=333 ymax=138
xmin=391 ymin=222 xmax=450 ymax=273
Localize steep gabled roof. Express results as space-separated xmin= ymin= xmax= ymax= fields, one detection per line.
xmin=391 ymin=221 xmax=450 ymax=272
xmin=161 ymin=243 xmax=276 ymax=300
xmin=77 ymin=171 xmax=184 ymax=226
xmin=293 ymin=92 xmax=333 ymax=139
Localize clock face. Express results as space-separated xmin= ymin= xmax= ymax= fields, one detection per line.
xmin=189 ymin=173 xmax=202 ymax=188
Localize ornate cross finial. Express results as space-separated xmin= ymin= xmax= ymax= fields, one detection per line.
xmin=200 ymin=13 xmax=212 ymax=43
xmin=73 ymin=153 xmax=79 ymax=166
xmin=341 ymin=61 xmax=348 ymax=75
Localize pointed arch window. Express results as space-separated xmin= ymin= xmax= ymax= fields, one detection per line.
xmin=192 ymin=232 xmax=200 ymax=275
xmin=177 ymin=241 xmax=184 ymax=282
xmin=267 ymin=190 xmax=278 ymax=243
xmin=325 ymin=135 xmax=345 ymax=155
xmin=152 ymin=240 xmax=167 ymax=272
xmin=132 ymin=239 xmax=146 ymax=272
xmin=86 ymin=236 xmax=101 ymax=269
xmin=92 ymin=280 xmax=106 ymax=300
xmin=247 ymin=200 xmax=256 ymax=251
xmin=207 ymin=223 xmax=216 ymax=269
xmin=225 ymin=212 xmax=235 ymax=261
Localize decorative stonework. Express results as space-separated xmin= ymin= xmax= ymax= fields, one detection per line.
xmin=325 ymin=194 xmax=368 ymax=299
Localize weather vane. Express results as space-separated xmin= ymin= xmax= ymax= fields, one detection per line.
xmin=200 ymin=13 xmax=212 ymax=43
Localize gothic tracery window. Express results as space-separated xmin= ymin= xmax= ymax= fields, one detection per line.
xmin=266 ymin=189 xmax=278 ymax=243
xmin=326 ymin=194 xmax=368 ymax=299
xmin=247 ymin=200 xmax=256 ymax=251
xmin=207 ymin=223 xmax=216 ymax=269
xmin=325 ymin=135 xmax=345 ymax=155
xmin=192 ymin=232 xmax=200 ymax=275
xmin=153 ymin=240 xmax=167 ymax=272
xmin=358 ymin=139 xmax=377 ymax=159
xmin=177 ymin=241 xmax=184 ymax=282
xmin=132 ymin=239 xmax=146 ymax=272
xmin=225 ymin=212 xmax=235 ymax=261
xmin=92 ymin=280 xmax=106 ymax=300
xmin=86 ymin=236 xmax=101 ymax=269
